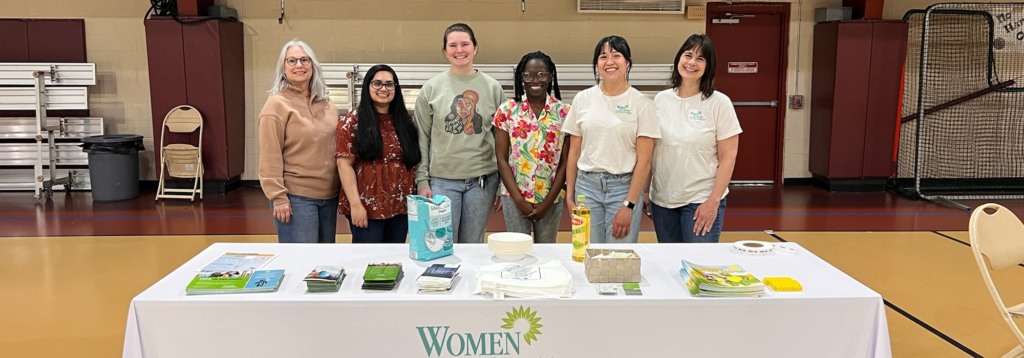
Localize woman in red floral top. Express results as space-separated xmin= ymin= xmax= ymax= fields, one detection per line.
xmin=336 ymin=65 xmax=421 ymax=243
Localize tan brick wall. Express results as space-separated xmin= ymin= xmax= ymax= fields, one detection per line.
xmin=883 ymin=0 xmax=1010 ymax=19
xmin=8 ymin=0 xmax=904 ymax=182
xmin=80 ymin=18 xmax=157 ymax=179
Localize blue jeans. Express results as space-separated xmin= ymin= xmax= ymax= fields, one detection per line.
xmin=651 ymin=198 xmax=727 ymax=243
xmin=500 ymin=196 xmax=562 ymax=244
xmin=574 ymin=170 xmax=643 ymax=244
xmin=346 ymin=214 xmax=408 ymax=244
xmin=429 ymin=172 xmax=499 ymax=244
xmin=271 ymin=194 xmax=339 ymax=243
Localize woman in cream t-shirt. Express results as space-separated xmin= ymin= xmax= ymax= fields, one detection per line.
xmin=564 ymin=35 xmax=661 ymax=244
xmin=648 ymin=34 xmax=741 ymax=243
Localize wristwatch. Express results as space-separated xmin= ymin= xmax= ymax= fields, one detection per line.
xmin=623 ymin=200 xmax=636 ymax=210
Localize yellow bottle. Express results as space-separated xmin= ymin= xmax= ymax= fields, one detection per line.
xmin=571 ymin=195 xmax=591 ymax=262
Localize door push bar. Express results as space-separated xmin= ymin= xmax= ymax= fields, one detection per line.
xmin=733 ymin=100 xmax=779 ymax=108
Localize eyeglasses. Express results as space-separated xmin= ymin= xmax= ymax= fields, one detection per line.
xmin=285 ymin=57 xmax=311 ymax=66
xmin=370 ymin=80 xmax=396 ymax=91
xmin=522 ymin=72 xmax=551 ymax=82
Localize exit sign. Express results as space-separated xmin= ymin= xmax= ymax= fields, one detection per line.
xmin=728 ymin=62 xmax=758 ymax=74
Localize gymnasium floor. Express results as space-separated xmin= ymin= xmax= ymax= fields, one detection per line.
xmin=2 ymin=186 xmax=1023 ymax=358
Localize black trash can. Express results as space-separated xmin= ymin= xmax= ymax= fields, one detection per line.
xmin=81 ymin=135 xmax=145 ymax=201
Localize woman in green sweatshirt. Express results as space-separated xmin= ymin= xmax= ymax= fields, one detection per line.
xmin=414 ymin=23 xmax=506 ymax=244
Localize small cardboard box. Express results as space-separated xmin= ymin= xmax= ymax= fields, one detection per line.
xmin=584 ymin=249 xmax=641 ymax=283
xmin=815 ymin=7 xmax=852 ymax=23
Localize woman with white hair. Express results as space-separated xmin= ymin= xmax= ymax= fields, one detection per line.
xmin=257 ymin=40 xmax=341 ymax=243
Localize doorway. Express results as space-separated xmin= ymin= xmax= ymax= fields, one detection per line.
xmin=706 ymin=2 xmax=791 ymax=184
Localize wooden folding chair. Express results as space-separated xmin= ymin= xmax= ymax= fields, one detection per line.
xmin=969 ymin=203 xmax=1024 ymax=358
xmin=155 ymin=105 xmax=204 ymax=201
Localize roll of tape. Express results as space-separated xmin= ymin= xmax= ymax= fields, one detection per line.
xmin=732 ymin=240 xmax=775 ymax=256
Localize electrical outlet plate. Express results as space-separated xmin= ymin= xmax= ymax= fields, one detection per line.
xmin=789 ymin=95 xmax=804 ymax=109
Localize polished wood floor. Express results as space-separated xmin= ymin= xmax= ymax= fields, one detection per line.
xmin=2 ymin=186 xmax=1024 ymax=357
xmin=2 ymin=186 xmax=1022 ymax=237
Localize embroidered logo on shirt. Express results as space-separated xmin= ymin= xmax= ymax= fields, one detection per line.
xmin=688 ymin=109 xmax=706 ymax=121
xmin=615 ymin=105 xmax=632 ymax=114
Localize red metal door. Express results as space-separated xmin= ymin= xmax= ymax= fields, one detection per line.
xmin=706 ymin=2 xmax=790 ymax=184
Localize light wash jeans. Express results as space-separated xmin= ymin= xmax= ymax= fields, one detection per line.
xmin=271 ymin=194 xmax=339 ymax=243
xmin=574 ymin=170 xmax=643 ymax=243
xmin=429 ymin=172 xmax=499 ymax=243
xmin=500 ymin=196 xmax=562 ymax=244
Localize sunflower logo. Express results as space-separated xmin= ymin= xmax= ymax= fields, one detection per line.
xmin=500 ymin=306 xmax=543 ymax=345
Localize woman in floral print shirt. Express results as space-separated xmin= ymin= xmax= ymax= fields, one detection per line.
xmin=493 ymin=51 xmax=570 ymax=243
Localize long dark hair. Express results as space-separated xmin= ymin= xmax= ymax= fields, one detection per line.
xmin=513 ymin=51 xmax=561 ymax=102
xmin=592 ymin=36 xmax=632 ymax=84
xmin=354 ymin=64 xmax=421 ymax=169
xmin=671 ymin=34 xmax=718 ymax=100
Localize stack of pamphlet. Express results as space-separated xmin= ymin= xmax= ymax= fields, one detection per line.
xmin=185 ymin=252 xmax=285 ymax=295
xmin=304 ymin=266 xmax=346 ymax=292
xmin=679 ymin=260 xmax=765 ymax=297
xmin=362 ymin=263 xmax=404 ymax=290
xmin=416 ymin=264 xmax=460 ymax=293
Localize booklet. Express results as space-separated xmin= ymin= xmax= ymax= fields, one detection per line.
xmin=198 ymin=252 xmax=278 ymax=273
xmin=680 ymin=260 xmax=765 ymax=297
xmin=305 ymin=266 xmax=346 ymax=283
xmin=419 ymin=264 xmax=460 ymax=281
xmin=417 ymin=264 xmax=461 ymax=293
xmin=362 ymin=263 xmax=404 ymax=290
xmin=186 ymin=269 xmax=285 ymax=295
xmin=305 ymin=265 xmax=347 ymax=293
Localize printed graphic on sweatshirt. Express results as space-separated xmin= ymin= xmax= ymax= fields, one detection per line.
xmin=444 ymin=90 xmax=485 ymax=135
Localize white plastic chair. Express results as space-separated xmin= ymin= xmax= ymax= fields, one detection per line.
xmin=969 ymin=203 xmax=1024 ymax=358
xmin=155 ymin=105 xmax=204 ymax=201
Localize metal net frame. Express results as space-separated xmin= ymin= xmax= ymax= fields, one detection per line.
xmin=894 ymin=2 xmax=1024 ymax=210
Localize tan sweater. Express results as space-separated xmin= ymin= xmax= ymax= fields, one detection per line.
xmin=257 ymin=84 xmax=341 ymax=205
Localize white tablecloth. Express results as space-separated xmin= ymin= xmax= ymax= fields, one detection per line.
xmin=123 ymin=243 xmax=890 ymax=358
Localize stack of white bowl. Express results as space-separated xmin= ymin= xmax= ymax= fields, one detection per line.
xmin=487 ymin=232 xmax=533 ymax=261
